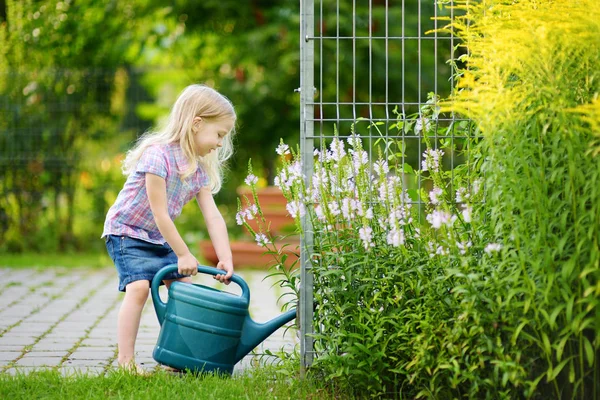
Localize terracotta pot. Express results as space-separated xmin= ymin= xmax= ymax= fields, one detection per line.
xmin=237 ymin=186 xmax=288 ymax=210
xmin=198 ymin=239 xmax=299 ymax=269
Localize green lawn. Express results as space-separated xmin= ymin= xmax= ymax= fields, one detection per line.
xmin=0 ymin=252 xmax=112 ymax=269
xmin=0 ymin=368 xmax=342 ymax=400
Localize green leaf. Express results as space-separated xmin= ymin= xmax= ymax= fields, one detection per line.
xmin=583 ymin=336 xmax=595 ymax=367
xmin=511 ymin=320 xmax=528 ymax=345
xmin=541 ymin=332 xmax=551 ymax=356
xmin=556 ymin=336 xmax=569 ymax=361
xmin=547 ymin=357 xmax=570 ymax=381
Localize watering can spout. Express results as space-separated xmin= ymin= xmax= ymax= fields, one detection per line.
xmin=234 ymin=308 xmax=297 ymax=363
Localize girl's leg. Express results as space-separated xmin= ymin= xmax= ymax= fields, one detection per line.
xmin=163 ymin=276 xmax=192 ymax=290
xmin=117 ymin=279 xmax=150 ymax=366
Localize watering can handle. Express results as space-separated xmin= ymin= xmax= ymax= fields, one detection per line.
xmin=151 ymin=264 xmax=251 ymax=325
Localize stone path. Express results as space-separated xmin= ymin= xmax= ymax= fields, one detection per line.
xmin=0 ymin=267 xmax=297 ymax=376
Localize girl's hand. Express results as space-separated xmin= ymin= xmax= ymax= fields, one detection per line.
xmin=215 ymin=259 xmax=234 ymax=285
xmin=177 ymin=252 xmax=198 ymax=276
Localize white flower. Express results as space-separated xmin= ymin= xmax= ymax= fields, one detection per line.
xmin=255 ymin=233 xmax=270 ymax=247
xmin=286 ymin=200 xmax=305 ymax=219
xmin=426 ymin=210 xmax=456 ymax=229
xmin=484 ymin=243 xmax=502 ymax=255
xmin=365 ymin=208 xmax=374 ymax=219
xmin=347 ymin=133 xmax=362 ymax=148
xmin=351 ymin=150 xmax=368 ymax=170
xmin=276 ymin=143 xmax=290 ymax=155
xmin=329 ymin=201 xmax=341 ymax=217
xmin=456 ymin=187 xmax=468 ymax=203
xmin=457 ymin=241 xmax=472 ymax=255
xmin=414 ymin=116 xmax=432 ymax=134
xmin=426 ymin=241 xmax=436 ymax=258
xmin=358 ymin=226 xmax=374 ymax=250
xmin=421 ymin=149 xmax=444 ymax=172
xmin=328 ymin=138 xmax=346 ymax=162
xmin=235 ymin=205 xmax=258 ymax=225
xmin=276 ymin=161 xmax=304 ymax=189
xmin=436 ymin=245 xmax=448 ymax=256
xmin=374 ymin=160 xmax=389 ymax=176
xmin=341 ymin=198 xmax=352 ymax=220
xmin=473 ymin=179 xmax=482 ymax=195
xmin=461 ymin=205 xmax=472 ymax=223
xmin=386 ymin=228 xmax=405 ymax=247
xmin=244 ymin=174 xmax=258 ymax=186
xmin=351 ymin=199 xmax=364 ymax=216
xmin=429 ymin=187 xmax=443 ymax=205
xmin=235 ymin=211 xmax=244 ymax=225
xmin=315 ymin=205 xmax=326 ymax=221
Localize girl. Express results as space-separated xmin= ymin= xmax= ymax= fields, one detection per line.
xmin=102 ymin=84 xmax=236 ymax=372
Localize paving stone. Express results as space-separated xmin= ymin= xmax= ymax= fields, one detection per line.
xmin=71 ymin=346 xmax=115 ymax=352
xmin=62 ymin=359 xmax=108 ymax=367
xmin=0 ymin=352 xmax=21 ymax=361
xmin=68 ymin=350 xmax=113 ymax=360
xmin=16 ymin=356 xmax=63 ymax=367
xmin=0 ymin=345 xmax=28 ymax=351
xmin=79 ymin=338 xmax=115 ymax=347
xmin=23 ymin=351 xmax=67 ymax=358
xmin=0 ymin=331 xmax=40 ymax=340
xmin=44 ymin=330 xmax=89 ymax=339
xmin=31 ymin=342 xmax=74 ymax=352
xmin=0 ymin=267 xmax=297 ymax=375
xmin=0 ymin=336 xmax=35 ymax=346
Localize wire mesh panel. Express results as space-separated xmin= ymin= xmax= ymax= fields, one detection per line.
xmin=299 ymin=0 xmax=466 ymax=370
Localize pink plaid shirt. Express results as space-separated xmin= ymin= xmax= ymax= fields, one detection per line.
xmin=102 ymin=143 xmax=209 ymax=244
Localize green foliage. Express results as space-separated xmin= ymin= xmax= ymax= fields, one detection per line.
xmin=0 ymin=0 xmax=160 ymax=251
xmin=441 ymin=0 xmax=600 ymax=398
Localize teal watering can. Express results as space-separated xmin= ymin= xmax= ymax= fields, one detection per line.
xmin=151 ymin=265 xmax=296 ymax=375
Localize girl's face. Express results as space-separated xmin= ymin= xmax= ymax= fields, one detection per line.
xmin=193 ymin=117 xmax=234 ymax=156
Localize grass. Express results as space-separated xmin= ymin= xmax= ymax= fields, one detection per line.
xmin=0 ymin=252 xmax=113 ymax=269
xmin=0 ymin=368 xmax=341 ymax=400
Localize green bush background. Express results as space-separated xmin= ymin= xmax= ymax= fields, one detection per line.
xmin=0 ymin=0 xmax=449 ymax=254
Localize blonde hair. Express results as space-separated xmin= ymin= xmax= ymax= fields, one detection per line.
xmin=122 ymin=84 xmax=236 ymax=193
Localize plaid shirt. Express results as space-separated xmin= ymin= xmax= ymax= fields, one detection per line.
xmin=102 ymin=143 xmax=209 ymax=244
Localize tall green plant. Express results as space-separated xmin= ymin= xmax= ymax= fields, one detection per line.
xmin=440 ymin=0 xmax=600 ymax=398
xmin=239 ymin=102 xmax=485 ymax=397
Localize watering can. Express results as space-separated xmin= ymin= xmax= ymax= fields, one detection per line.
xmin=150 ymin=264 xmax=296 ymax=375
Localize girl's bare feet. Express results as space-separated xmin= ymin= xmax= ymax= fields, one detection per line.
xmin=119 ymin=362 xmax=148 ymax=375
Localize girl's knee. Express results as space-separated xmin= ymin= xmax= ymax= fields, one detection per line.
xmin=124 ymin=280 xmax=150 ymax=302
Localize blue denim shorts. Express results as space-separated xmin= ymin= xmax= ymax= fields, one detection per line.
xmin=105 ymin=235 xmax=188 ymax=292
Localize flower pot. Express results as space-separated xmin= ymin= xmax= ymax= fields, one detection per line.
xmin=198 ymin=238 xmax=299 ymax=269
xmin=237 ymin=186 xmax=288 ymax=210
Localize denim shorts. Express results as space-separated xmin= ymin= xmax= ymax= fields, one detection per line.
xmin=105 ymin=235 xmax=188 ymax=292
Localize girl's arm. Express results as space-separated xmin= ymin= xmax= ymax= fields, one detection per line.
xmin=146 ymin=173 xmax=198 ymax=276
xmin=196 ymin=187 xmax=234 ymax=284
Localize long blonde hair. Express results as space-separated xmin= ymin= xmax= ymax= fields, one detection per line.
xmin=122 ymin=84 xmax=236 ymax=193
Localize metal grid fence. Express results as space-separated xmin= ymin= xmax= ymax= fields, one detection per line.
xmin=298 ymin=0 xmax=464 ymax=370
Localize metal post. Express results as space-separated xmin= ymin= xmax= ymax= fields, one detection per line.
xmin=299 ymin=0 xmax=315 ymax=374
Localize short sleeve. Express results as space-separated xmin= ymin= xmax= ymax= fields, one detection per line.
xmin=136 ymin=146 xmax=168 ymax=178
